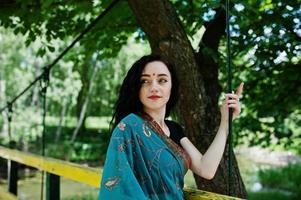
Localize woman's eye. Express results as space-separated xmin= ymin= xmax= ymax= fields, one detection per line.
xmin=141 ymin=79 xmax=149 ymax=84
xmin=159 ymin=79 xmax=168 ymax=83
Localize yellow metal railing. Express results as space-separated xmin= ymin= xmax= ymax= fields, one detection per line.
xmin=0 ymin=146 xmax=243 ymax=200
xmin=0 ymin=146 xmax=100 ymax=187
xmin=184 ymin=188 xmax=242 ymax=200
xmin=0 ymin=187 xmax=17 ymax=200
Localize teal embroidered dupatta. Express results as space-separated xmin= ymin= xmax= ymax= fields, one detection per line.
xmin=98 ymin=113 xmax=190 ymax=200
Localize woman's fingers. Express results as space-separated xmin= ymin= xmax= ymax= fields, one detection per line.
xmin=228 ymin=103 xmax=240 ymax=108
xmin=225 ymin=93 xmax=239 ymax=100
xmin=225 ymin=82 xmax=243 ymax=102
xmin=235 ymin=82 xmax=244 ymax=96
xmin=224 ymin=97 xmax=240 ymax=109
xmin=221 ymin=83 xmax=243 ymax=120
xmin=225 ymin=99 xmax=238 ymax=104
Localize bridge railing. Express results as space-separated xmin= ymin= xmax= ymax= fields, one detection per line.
xmin=0 ymin=146 xmax=243 ymax=200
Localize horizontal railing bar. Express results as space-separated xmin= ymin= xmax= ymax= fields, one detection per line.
xmin=0 ymin=146 xmax=101 ymax=188
xmin=184 ymin=187 xmax=243 ymax=200
xmin=0 ymin=187 xmax=17 ymax=200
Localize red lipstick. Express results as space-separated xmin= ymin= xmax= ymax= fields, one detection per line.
xmin=148 ymin=95 xmax=161 ymax=100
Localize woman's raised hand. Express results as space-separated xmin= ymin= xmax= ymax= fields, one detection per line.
xmin=221 ymin=82 xmax=244 ymax=122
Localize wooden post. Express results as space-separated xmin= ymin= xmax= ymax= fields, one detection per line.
xmin=8 ymin=141 xmax=18 ymax=195
xmin=46 ymin=173 xmax=60 ymax=200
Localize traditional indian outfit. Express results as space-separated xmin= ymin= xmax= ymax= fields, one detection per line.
xmin=98 ymin=113 xmax=191 ymax=200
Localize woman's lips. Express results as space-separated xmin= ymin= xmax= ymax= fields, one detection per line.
xmin=148 ymin=95 xmax=161 ymax=100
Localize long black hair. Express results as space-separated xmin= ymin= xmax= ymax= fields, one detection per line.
xmin=110 ymin=54 xmax=179 ymax=130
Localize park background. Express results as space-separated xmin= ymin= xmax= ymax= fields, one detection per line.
xmin=0 ymin=0 xmax=300 ymax=199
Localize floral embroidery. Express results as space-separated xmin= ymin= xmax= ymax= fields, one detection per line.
xmin=118 ymin=121 xmax=126 ymax=131
xmin=118 ymin=144 xmax=125 ymax=152
xmin=138 ymin=112 xmax=191 ymax=173
xmin=136 ymin=134 xmax=146 ymax=148
xmin=142 ymin=123 xmax=152 ymax=137
xmin=104 ymin=176 xmax=120 ymax=190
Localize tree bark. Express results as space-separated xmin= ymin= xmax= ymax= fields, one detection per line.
xmin=71 ymin=55 xmax=99 ymax=143
xmin=54 ymin=96 xmax=70 ymax=143
xmin=128 ymin=0 xmax=247 ymax=198
xmin=75 ymin=55 xmax=93 ymax=133
xmin=30 ymin=59 xmax=40 ymax=107
xmin=0 ymin=80 xmax=8 ymax=139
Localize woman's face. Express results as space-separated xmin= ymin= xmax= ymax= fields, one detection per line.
xmin=139 ymin=61 xmax=172 ymax=113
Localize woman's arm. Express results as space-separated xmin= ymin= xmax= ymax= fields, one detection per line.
xmin=181 ymin=83 xmax=244 ymax=180
xmin=180 ymin=121 xmax=228 ymax=180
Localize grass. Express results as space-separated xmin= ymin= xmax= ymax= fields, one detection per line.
xmin=246 ymin=162 xmax=301 ymax=200
xmin=184 ymin=170 xmax=197 ymax=188
xmin=248 ymin=190 xmax=293 ymax=200
xmin=46 ymin=116 xmax=111 ymax=130
xmin=258 ymin=162 xmax=301 ymax=199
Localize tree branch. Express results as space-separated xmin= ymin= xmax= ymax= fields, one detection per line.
xmin=199 ymin=7 xmax=226 ymax=53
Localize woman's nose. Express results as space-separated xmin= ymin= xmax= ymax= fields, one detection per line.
xmin=150 ymin=80 xmax=159 ymax=93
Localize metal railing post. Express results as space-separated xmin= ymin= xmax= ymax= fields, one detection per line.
xmin=46 ymin=173 xmax=60 ymax=200
xmin=8 ymin=141 xmax=18 ymax=195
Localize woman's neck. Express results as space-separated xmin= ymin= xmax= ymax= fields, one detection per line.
xmin=143 ymin=108 xmax=166 ymax=127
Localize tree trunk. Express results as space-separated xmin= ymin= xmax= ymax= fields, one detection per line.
xmin=127 ymin=0 xmax=247 ymax=198
xmin=30 ymin=59 xmax=41 ymax=107
xmin=75 ymin=56 xmax=93 ymax=133
xmin=0 ymin=80 xmax=9 ymax=139
xmin=54 ymin=96 xmax=70 ymax=143
xmin=71 ymin=55 xmax=99 ymax=142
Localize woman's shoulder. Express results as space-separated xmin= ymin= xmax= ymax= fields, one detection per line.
xmin=118 ymin=113 xmax=143 ymax=126
xmin=113 ymin=113 xmax=141 ymax=135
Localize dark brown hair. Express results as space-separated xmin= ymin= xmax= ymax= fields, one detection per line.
xmin=110 ymin=54 xmax=179 ymax=129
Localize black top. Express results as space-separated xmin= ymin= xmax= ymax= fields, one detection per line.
xmin=165 ymin=120 xmax=186 ymax=147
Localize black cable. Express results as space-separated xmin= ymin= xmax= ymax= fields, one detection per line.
xmin=0 ymin=0 xmax=120 ymax=113
xmin=39 ymin=68 xmax=50 ymax=200
xmin=225 ymin=0 xmax=233 ymax=196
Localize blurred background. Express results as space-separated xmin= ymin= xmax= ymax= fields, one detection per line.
xmin=0 ymin=0 xmax=300 ymax=199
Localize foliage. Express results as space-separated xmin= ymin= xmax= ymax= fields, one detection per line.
xmin=0 ymin=0 xmax=300 ymax=154
xmin=0 ymin=25 xmax=150 ymax=146
xmin=40 ymin=120 xmax=111 ymax=162
xmin=248 ymin=190 xmax=292 ymax=200
xmin=258 ymin=162 xmax=301 ymax=199
xmin=0 ymin=0 xmax=138 ymax=58
xmin=220 ymin=0 xmax=301 ymax=151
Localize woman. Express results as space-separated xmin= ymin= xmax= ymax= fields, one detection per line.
xmin=98 ymin=55 xmax=243 ymax=200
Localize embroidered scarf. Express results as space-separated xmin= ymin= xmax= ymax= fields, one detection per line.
xmin=98 ymin=113 xmax=190 ymax=200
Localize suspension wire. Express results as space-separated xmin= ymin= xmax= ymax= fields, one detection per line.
xmin=39 ymin=67 xmax=50 ymax=200
xmin=225 ymin=0 xmax=233 ymax=196
xmin=0 ymin=0 xmax=120 ymax=114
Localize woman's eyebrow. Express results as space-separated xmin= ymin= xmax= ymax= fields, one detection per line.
xmin=141 ymin=73 xmax=168 ymax=77
xmin=158 ymin=74 xmax=168 ymax=77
